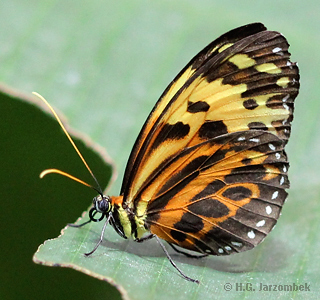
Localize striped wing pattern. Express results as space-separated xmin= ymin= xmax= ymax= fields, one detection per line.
xmin=146 ymin=130 xmax=288 ymax=254
xmin=120 ymin=23 xmax=299 ymax=254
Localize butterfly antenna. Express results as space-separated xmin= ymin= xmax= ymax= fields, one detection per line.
xmin=34 ymin=92 xmax=103 ymax=195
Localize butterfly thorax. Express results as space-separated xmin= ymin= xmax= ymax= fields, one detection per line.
xmin=110 ymin=196 xmax=148 ymax=240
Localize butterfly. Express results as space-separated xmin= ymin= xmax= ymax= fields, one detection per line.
xmin=38 ymin=22 xmax=299 ymax=283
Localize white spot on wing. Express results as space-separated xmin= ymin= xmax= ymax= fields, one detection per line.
xmin=280 ymin=176 xmax=285 ymax=185
xmin=275 ymin=153 xmax=281 ymax=159
xmin=269 ymin=143 xmax=276 ymax=151
xmin=256 ymin=220 xmax=266 ymax=227
xmin=248 ymin=230 xmax=255 ymax=239
xmin=283 ymin=94 xmax=290 ymax=102
xmin=238 ymin=136 xmax=245 ymax=141
xmin=266 ymin=205 xmax=272 ymax=215
xmin=272 ymin=191 xmax=279 ymax=199
xmin=231 ymin=241 xmax=243 ymax=247
xmin=286 ymin=61 xmax=293 ymax=69
xmin=283 ymin=103 xmax=290 ymax=111
xmin=249 ymin=138 xmax=260 ymax=142
xmin=218 ymin=248 xmax=224 ymax=254
xmin=225 ymin=246 xmax=232 ymax=251
xmin=272 ymin=47 xmax=282 ymax=53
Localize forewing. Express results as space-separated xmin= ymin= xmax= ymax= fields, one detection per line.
xmin=121 ymin=23 xmax=299 ymax=206
xmin=121 ymin=23 xmax=268 ymax=197
xmin=145 ymin=131 xmax=288 ymax=254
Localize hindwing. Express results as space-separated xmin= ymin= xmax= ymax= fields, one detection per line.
xmin=145 ymin=130 xmax=288 ymax=254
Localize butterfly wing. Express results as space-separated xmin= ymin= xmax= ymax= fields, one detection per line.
xmin=121 ymin=23 xmax=269 ymax=195
xmin=121 ymin=23 xmax=299 ymax=207
xmin=145 ymin=130 xmax=288 ymax=254
xmin=119 ymin=23 xmax=299 ymax=252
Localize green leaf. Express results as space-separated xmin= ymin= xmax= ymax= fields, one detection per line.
xmin=32 ymin=186 xmax=320 ymax=300
xmin=0 ymin=88 xmax=118 ymax=299
xmin=1 ymin=0 xmax=320 ymax=300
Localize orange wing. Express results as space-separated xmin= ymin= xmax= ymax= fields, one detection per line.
xmin=121 ymin=23 xmax=270 ymax=196
xmin=144 ymin=130 xmax=288 ymax=254
xmin=120 ymin=23 xmax=298 ymax=211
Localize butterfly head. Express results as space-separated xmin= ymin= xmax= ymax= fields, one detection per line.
xmin=87 ymin=194 xmax=130 ymax=240
xmin=92 ymin=195 xmax=112 ymax=214
xmin=88 ymin=194 xmax=113 ymax=222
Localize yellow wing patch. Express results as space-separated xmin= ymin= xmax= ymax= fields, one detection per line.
xmin=114 ymin=24 xmax=299 ymax=257
xmin=122 ymin=27 xmax=298 ymax=206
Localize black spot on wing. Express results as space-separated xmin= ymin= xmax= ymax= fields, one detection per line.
xmin=174 ymin=212 xmax=204 ymax=233
xmin=170 ymin=212 xmax=204 ymax=242
xmin=248 ymin=122 xmax=268 ymax=131
xmin=243 ymin=99 xmax=258 ymax=110
xmin=190 ymin=180 xmax=226 ymax=201
xmin=187 ymin=101 xmax=210 ymax=113
xmin=170 ymin=230 xmax=186 ymax=242
xmin=188 ymin=198 xmax=230 ymax=218
xmin=241 ymin=157 xmax=252 ymax=165
xmin=171 ymin=212 xmax=205 ymax=242
xmin=266 ymin=94 xmax=288 ymax=109
xmin=198 ymin=120 xmax=228 ymax=140
xmin=222 ymin=186 xmax=252 ymax=201
xmin=152 ymin=122 xmax=190 ymax=150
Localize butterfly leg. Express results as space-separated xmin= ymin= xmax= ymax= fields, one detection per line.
xmin=84 ymin=214 xmax=112 ymax=256
xmin=168 ymin=243 xmax=208 ymax=259
xmin=155 ymin=236 xmax=200 ymax=284
xmin=135 ymin=234 xmax=155 ymax=243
